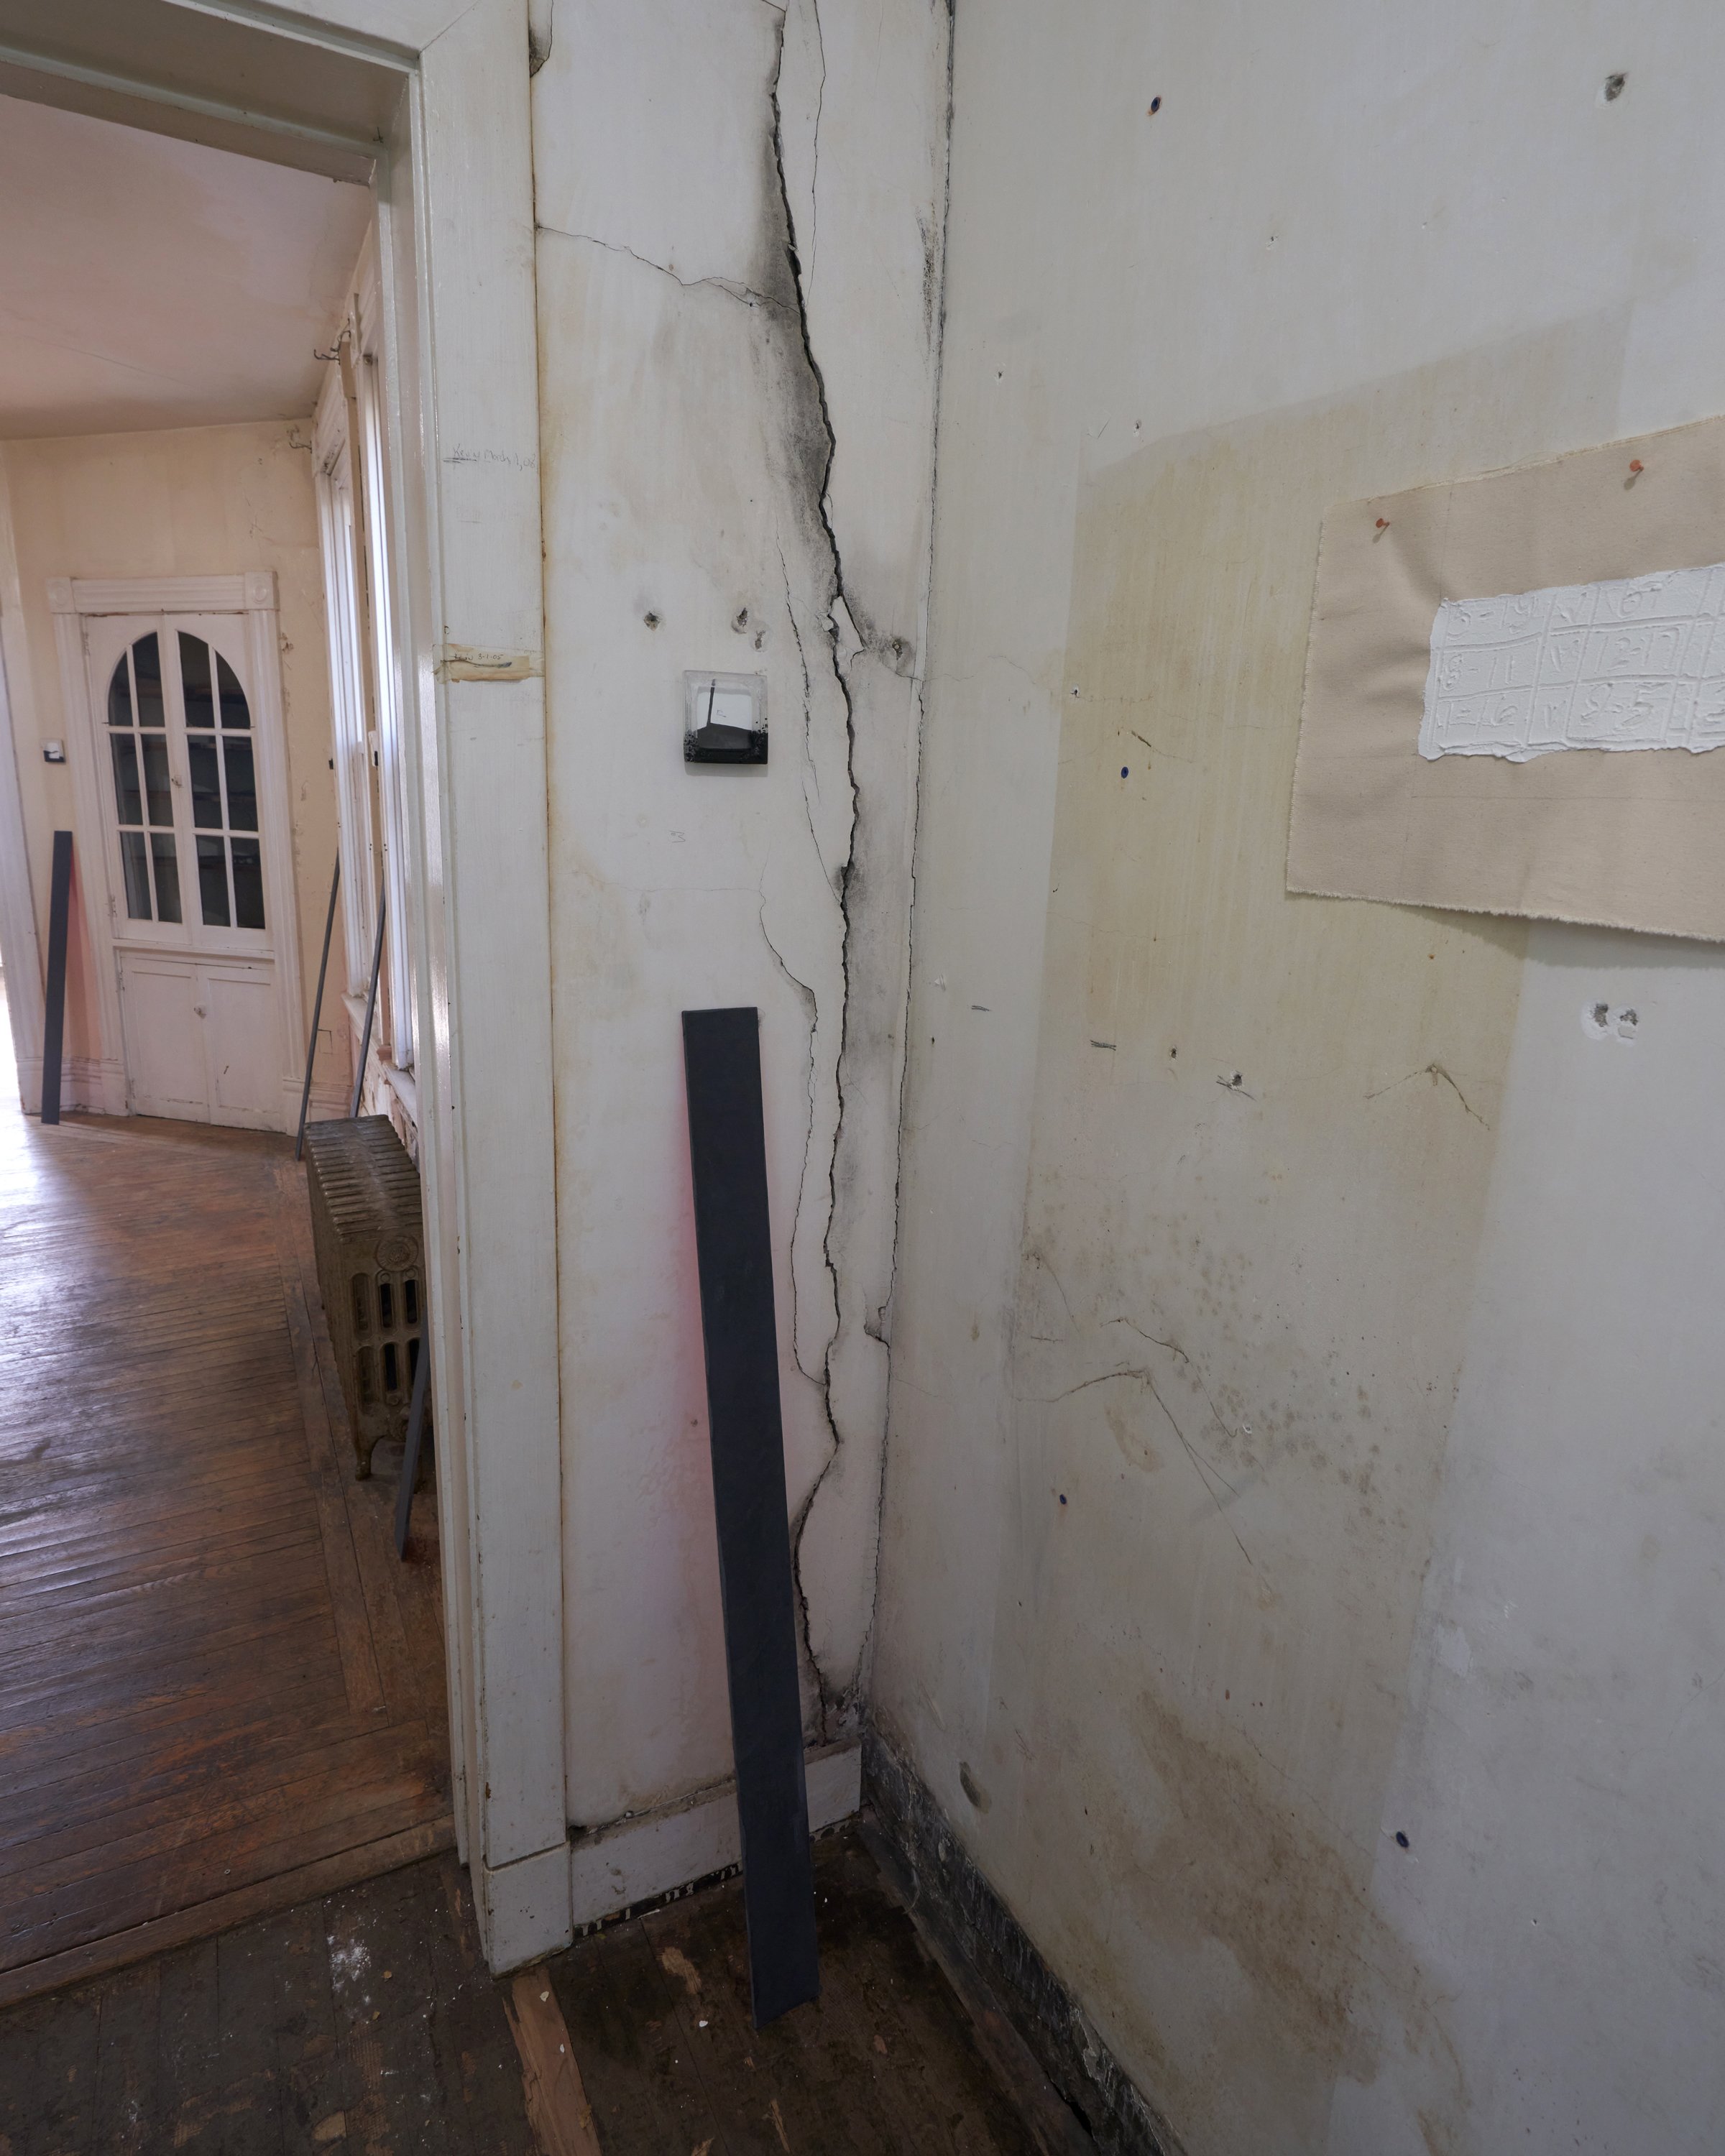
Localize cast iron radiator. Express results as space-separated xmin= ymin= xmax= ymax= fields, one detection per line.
xmin=303 ymin=1115 xmax=426 ymax=1479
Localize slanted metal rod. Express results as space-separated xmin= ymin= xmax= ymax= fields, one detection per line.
xmin=351 ymin=890 xmax=385 ymax=1119
xmin=295 ymin=857 xmax=341 ymax=1161
xmin=395 ymin=1326 xmax=431 ymax=1559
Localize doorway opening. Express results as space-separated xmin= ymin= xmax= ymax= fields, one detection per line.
xmin=0 ymin=74 xmax=451 ymax=2003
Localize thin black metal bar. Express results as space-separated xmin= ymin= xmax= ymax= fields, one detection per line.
xmin=681 ymin=1005 xmax=819 ymax=2028
xmin=295 ymin=856 xmax=341 ymax=1161
xmin=395 ymin=1327 xmax=430 ymax=1558
xmin=351 ymin=890 xmax=385 ymax=1118
xmin=40 ymin=831 xmax=73 ymax=1126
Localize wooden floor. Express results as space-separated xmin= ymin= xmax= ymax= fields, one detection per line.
xmin=0 ymin=1830 xmax=1070 ymax=2156
xmin=0 ymin=1848 xmax=536 ymax=2155
xmin=0 ymin=1028 xmax=452 ymax=2009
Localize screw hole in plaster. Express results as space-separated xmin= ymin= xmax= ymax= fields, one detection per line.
xmin=1602 ymin=71 xmax=1627 ymax=101
xmin=1582 ymin=1000 xmax=1640 ymax=1043
xmin=643 ymin=612 xmax=661 ymax=630
xmin=958 ymin=1762 xmax=991 ymax=1812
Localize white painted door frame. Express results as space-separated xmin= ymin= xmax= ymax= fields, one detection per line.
xmin=0 ymin=629 xmax=44 ymax=1107
xmin=50 ymin=574 xmax=307 ymax=1125
xmin=0 ymin=0 xmax=569 ymax=1971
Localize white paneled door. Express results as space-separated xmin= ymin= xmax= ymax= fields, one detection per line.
xmin=90 ymin=612 xmax=285 ymax=1128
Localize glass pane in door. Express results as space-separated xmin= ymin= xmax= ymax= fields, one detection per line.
xmin=179 ymin=634 xmax=216 ymax=728
xmin=196 ymin=834 xmax=230 ymax=927
xmin=119 ymin=831 xmax=151 ymax=919
xmin=110 ymin=733 xmax=142 ymax=825
xmin=216 ymin=654 xmax=250 ymax=727
xmin=132 ymin=633 xmax=165 ymax=726
xmin=187 ymin=734 xmax=222 ymax=827
xmin=151 ymin=832 xmax=183 ymax=923
xmin=231 ymin=839 xmax=265 ymax=930
xmin=222 ymin=737 xmax=257 ymax=830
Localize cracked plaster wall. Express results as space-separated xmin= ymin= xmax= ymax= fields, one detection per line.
xmin=530 ymin=0 xmax=948 ymax=1825
xmin=873 ymin=6 xmax=1725 ymax=2154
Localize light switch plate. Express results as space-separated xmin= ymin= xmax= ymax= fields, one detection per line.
xmin=685 ymin=671 xmax=767 ymax=765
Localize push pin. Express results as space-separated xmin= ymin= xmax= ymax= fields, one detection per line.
xmin=1375 ymin=517 xmax=1389 ymax=529
xmin=1629 ymin=459 xmax=1643 ymax=474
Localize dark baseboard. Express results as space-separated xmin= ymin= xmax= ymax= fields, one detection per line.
xmin=862 ymin=1727 xmax=1185 ymax=2156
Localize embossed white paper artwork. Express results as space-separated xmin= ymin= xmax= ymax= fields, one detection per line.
xmin=1418 ymin=563 xmax=1725 ymax=761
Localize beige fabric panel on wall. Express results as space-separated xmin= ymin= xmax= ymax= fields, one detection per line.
xmin=1287 ymin=415 xmax=1725 ymax=941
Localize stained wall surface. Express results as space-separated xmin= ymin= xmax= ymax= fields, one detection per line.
xmin=874 ymin=7 xmax=1725 ymax=2152
xmin=0 ymin=423 xmax=344 ymax=1112
xmin=530 ymin=0 xmax=948 ymax=1826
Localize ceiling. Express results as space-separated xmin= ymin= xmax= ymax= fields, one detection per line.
xmin=0 ymin=90 xmax=374 ymax=441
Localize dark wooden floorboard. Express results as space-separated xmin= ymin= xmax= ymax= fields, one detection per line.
xmin=0 ymin=1830 xmax=1070 ymax=2155
xmin=0 ymin=1050 xmax=451 ymax=2001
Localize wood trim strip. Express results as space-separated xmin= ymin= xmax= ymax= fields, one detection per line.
xmin=504 ymin=1967 xmax=604 ymax=2156
xmin=0 ymin=1814 xmax=454 ymax=2012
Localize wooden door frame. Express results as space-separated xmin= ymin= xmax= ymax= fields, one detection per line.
xmin=0 ymin=0 xmax=569 ymax=1973
xmin=50 ymin=574 xmax=307 ymax=1125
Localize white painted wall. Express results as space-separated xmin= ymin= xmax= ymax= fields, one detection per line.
xmin=530 ymin=0 xmax=948 ymax=1831
xmin=0 ymin=423 xmax=345 ymax=1116
xmin=874 ymin=6 xmax=1725 ymax=2152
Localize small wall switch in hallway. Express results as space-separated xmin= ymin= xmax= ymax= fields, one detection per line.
xmin=684 ymin=671 xmax=767 ymax=764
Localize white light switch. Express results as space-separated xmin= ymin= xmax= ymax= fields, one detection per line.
xmin=684 ymin=671 xmax=767 ymax=765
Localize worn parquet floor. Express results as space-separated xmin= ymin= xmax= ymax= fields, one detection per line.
xmin=0 ymin=1830 xmax=1070 ymax=2156
xmin=0 ymin=1019 xmax=451 ymax=2009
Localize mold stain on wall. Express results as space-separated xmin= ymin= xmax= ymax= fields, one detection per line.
xmin=943 ymin=318 xmax=1629 ymax=2155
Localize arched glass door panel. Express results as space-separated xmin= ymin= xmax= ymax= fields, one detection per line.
xmin=106 ymin=634 xmax=181 ymax=923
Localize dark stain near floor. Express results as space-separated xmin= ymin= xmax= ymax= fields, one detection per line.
xmin=548 ymin=1828 xmax=1057 ymax=2155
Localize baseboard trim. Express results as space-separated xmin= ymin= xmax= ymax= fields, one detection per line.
xmin=16 ymin=1054 xmax=126 ymax=1118
xmin=862 ymin=1727 xmax=1184 ymax=2156
xmin=568 ymin=1738 xmax=861 ymax=1931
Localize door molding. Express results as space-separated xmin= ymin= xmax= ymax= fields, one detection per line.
xmin=48 ymin=571 xmax=308 ymax=1127
xmin=6 ymin=0 xmax=571 ymax=1976
xmin=0 ymin=627 xmax=45 ymax=1109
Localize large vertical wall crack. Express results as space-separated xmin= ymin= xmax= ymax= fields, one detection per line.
xmin=769 ymin=4 xmax=857 ymax=1742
